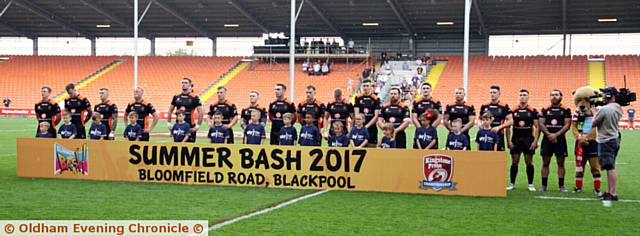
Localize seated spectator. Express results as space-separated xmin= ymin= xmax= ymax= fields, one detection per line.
xmin=313 ymin=61 xmax=321 ymax=75
xmin=321 ymin=62 xmax=330 ymax=75
xmin=302 ymin=60 xmax=309 ymax=72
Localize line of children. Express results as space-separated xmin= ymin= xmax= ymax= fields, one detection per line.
xmin=40 ymin=105 xmax=502 ymax=152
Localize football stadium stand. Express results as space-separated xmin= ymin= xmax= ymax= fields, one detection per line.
xmin=431 ymin=56 xmax=589 ymax=110
xmin=0 ymin=56 xmax=116 ymax=108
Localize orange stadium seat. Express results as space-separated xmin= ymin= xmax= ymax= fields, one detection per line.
xmin=605 ymin=55 xmax=640 ymax=111
xmin=0 ymin=56 xmax=116 ymax=108
xmin=431 ymin=55 xmax=588 ymax=110
xmin=78 ymin=56 xmax=241 ymax=113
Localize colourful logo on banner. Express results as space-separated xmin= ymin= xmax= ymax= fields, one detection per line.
xmin=420 ymin=154 xmax=456 ymax=191
xmin=54 ymin=143 xmax=89 ymax=176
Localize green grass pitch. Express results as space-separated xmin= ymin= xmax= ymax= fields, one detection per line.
xmin=1 ymin=117 xmax=639 ymax=235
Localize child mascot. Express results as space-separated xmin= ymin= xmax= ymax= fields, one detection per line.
xmin=571 ymin=86 xmax=602 ymax=195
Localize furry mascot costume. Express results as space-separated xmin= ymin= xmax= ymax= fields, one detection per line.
xmin=571 ymin=86 xmax=602 ymax=194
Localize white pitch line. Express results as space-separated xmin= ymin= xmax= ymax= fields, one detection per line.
xmin=535 ymin=196 xmax=640 ymax=203
xmin=208 ymin=189 xmax=331 ymax=231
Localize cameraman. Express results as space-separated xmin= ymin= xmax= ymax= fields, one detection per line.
xmin=592 ymin=88 xmax=623 ymax=207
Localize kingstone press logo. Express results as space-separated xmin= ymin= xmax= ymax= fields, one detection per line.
xmin=54 ymin=143 xmax=89 ymax=176
xmin=419 ymin=154 xmax=456 ymax=191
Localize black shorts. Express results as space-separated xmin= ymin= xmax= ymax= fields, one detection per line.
xmin=510 ymin=136 xmax=535 ymax=155
xmin=395 ymin=130 xmax=407 ymax=149
xmin=139 ymin=132 xmax=150 ymax=141
xmin=463 ymin=131 xmax=471 ymax=150
xmin=186 ymin=131 xmax=197 ymax=143
xmin=227 ymin=129 xmax=234 ymax=144
xmin=367 ymin=126 xmax=378 ymax=145
xmin=576 ymin=140 xmax=598 ymax=158
xmin=74 ymin=124 xmax=86 ymax=139
xmin=270 ymin=129 xmax=280 ymax=145
xmin=103 ymin=126 xmax=114 ymax=140
xmin=496 ymin=133 xmax=505 ymax=151
xmin=598 ymin=139 xmax=620 ymax=170
xmin=541 ymin=136 xmax=568 ymax=157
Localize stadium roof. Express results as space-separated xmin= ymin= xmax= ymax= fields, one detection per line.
xmin=0 ymin=0 xmax=638 ymax=39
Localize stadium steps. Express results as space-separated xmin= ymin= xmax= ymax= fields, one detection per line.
xmin=588 ymin=60 xmax=606 ymax=89
xmin=413 ymin=60 xmax=447 ymax=101
xmin=424 ymin=61 xmax=447 ymax=93
xmin=53 ymin=59 xmax=125 ymax=103
xmin=199 ymin=61 xmax=249 ymax=104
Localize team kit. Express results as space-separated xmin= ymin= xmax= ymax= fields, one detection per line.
xmin=35 ymin=78 xmax=603 ymax=194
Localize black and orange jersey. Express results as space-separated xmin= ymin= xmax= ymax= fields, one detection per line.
xmin=380 ymin=102 xmax=410 ymax=128
xmin=480 ymin=102 xmax=511 ymax=134
xmin=511 ymin=104 xmax=538 ymax=137
xmin=35 ymin=99 xmax=61 ymax=126
xmin=171 ymin=92 xmax=202 ymax=126
xmin=125 ymin=100 xmax=156 ymax=129
xmin=208 ymin=100 xmax=238 ymax=125
xmin=241 ymin=105 xmax=267 ymax=125
xmin=94 ymin=100 xmax=118 ymax=130
xmin=298 ymin=99 xmax=325 ymax=129
xmin=354 ymin=94 xmax=381 ymax=124
xmin=444 ymin=102 xmax=476 ymax=125
xmin=64 ymin=94 xmax=91 ymax=125
xmin=539 ymin=103 xmax=572 ymax=133
xmin=412 ymin=96 xmax=442 ymax=117
xmin=325 ymin=99 xmax=354 ymax=128
xmin=268 ymin=99 xmax=296 ymax=132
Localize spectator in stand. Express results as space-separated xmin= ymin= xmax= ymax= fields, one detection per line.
xmin=313 ymin=60 xmax=321 ymax=76
xmin=321 ymin=61 xmax=330 ymax=75
xmin=331 ymin=39 xmax=339 ymax=54
xmin=381 ymin=51 xmax=388 ymax=64
xmin=3 ymin=97 xmax=11 ymax=108
xmin=347 ymin=78 xmax=354 ymax=96
xmin=302 ymin=60 xmax=309 ymax=73
xmin=402 ymin=61 xmax=410 ymax=71
xmin=347 ymin=39 xmax=355 ymax=53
